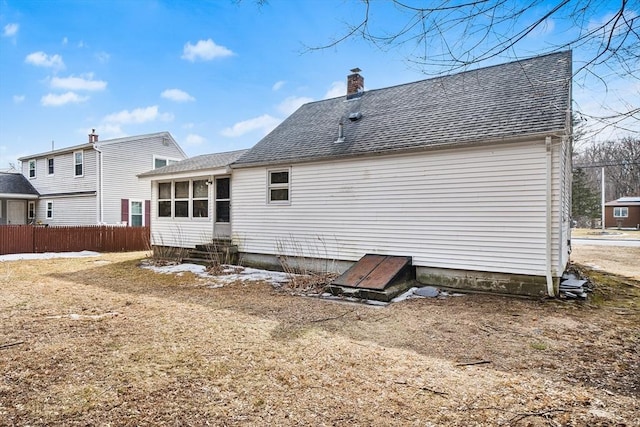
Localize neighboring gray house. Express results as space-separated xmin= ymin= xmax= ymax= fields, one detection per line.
xmin=138 ymin=150 xmax=248 ymax=248
xmin=0 ymin=171 xmax=39 ymax=225
xmin=18 ymin=131 xmax=186 ymax=226
xmin=229 ymin=51 xmax=573 ymax=297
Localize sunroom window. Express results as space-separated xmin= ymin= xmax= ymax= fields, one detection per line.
xmin=192 ymin=180 xmax=209 ymax=218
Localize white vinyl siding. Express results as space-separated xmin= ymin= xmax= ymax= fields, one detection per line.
xmin=232 ymin=141 xmax=559 ymax=277
xmin=149 ymin=171 xmax=231 ymax=248
xmin=37 ymin=196 xmax=96 ymax=226
xmin=100 ymin=133 xmax=186 ymax=225
xmin=22 ymin=149 xmax=98 ymax=195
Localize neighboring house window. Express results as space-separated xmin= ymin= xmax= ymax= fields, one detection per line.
xmin=268 ymin=169 xmax=290 ymax=204
xmin=130 ymin=201 xmax=144 ymax=227
xmin=158 ymin=182 xmax=172 ymax=217
xmin=28 ymin=159 xmax=36 ymax=178
xmin=28 ymin=202 xmax=35 ymax=220
xmin=46 ymin=202 xmax=53 ymax=219
xmin=47 ymin=158 xmax=54 ymax=175
xmin=153 ymin=156 xmax=180 ymax=169
xmin=174 ymin=181 xmax=189 ymax=217
xmin=215 ymin=177 xmax=230 ymax=222
xmin=74 ymin=151 xmax=83 ymax=177
xmin=613 ymin=207 xmax=629 ymax=218
xmin=193 ymin=180 xmax=209 ymax=218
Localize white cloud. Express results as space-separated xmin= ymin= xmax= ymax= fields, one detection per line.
xmin=182 ymin=122 xmax=195 ymax=129
xmin=182 ymin=39 xmax=234 ymax=62
xmin=277 ymin=96 xmax=313 ymax=116
xmin=102 ymin=106 xmax=173 ymax=125
xmin=324 ymin=81 xmax=346 ymax=99
xmin=221 ymin=114 xmax=280 ymax=137
xmin=13 ymin=95 xmax=25 ymax=103
xmin=62 ymin=37 xmax=68 ymax=45
xmin=51 ymin=74 xmax=107 ymax=91
xmin=272 ymin=80 xmax=285 ymax=91
xmin=41 ymin=92 xmax=89 ymax=106
xmin=185 ymin=133 xmax=206 ymax=145
xmin=3 ymin=23 xmax=19 ymax=37
xmin=161 ymin=88 xmax=195 ymax=102
xmin=25 ymin=51 xmax=65 ymax=70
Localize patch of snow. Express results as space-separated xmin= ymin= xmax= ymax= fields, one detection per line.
xmin=141 ymin=262 xmax=291 ymax=287
xmin=0 ymin=250 xmax=101 ymax=262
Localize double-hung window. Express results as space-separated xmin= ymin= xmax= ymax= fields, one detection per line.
xmin=28 ymin=202 xmax=36 ymax=220
xmin=174 ymin=181 xmax=189 ymax=217
xmin=47 ymin=158 xmax=54 ymax=175
xmin=268 ymin=169 xmax=290 ymax=204
xmin=192 ymin=180 xmax=209 ymax=218
xmin=153 ymin=156 xmax=180 ymax=169
xmin=613 ymin=207 xmax=628 ymax=218
xmin=46 ymin=201 xmax=53 ymax=219
xmin=28 ymin=159 xmax=36 ymax=178
xmin=130 ymin=201 xmax=143 ymax=226
xmin=158 ymin=183 xmax=172 ymax=217
xmin=74 ymin=151 xmax=83 ymax=177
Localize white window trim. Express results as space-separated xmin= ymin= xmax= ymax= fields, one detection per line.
xmin=129 ymin=200 xmax=145 ymax=227
xmin=158 ymin=182 xmax=172 ymax=218
xmin=28 ymin=201 xmax=36 ymax=220
xmin=46 ymin=201 xmax=53 ymax=219
xmin=267 ymin=168 xmax=291 ymax=205
xmin=157 ymin=178 xmax=212 ymax=220
xmin=153 ymin=155 xmax=182 ymax=169
xmin=74 ymin=150 xmax=84 ymax=177
xmin=613 ymin=207 xmax=629 ymax=218
xmin=28 ymin=159 xmax=36 ymax=179
xmin=47 ymin=157 xmax=54 ymax=175
xmin=193 ymin=179 xmax=210 ymax=219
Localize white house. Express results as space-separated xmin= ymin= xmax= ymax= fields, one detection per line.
xmin=18 ymin=131 xmax=186 ymax=226
xmin=0 ymin=170 xmax=39 ymax=225
xmin=138 ymin=150 xmax=248 ymax=248
xmin=229 ymin=52 xmax=573 ymax=297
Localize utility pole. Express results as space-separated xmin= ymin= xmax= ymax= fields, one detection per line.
xmin=601 ymin=166 xmax=605 ymax=232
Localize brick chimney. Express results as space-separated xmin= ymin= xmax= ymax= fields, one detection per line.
xmin=88 ymin=129 xmax=99 ymax=143
xmin=347 ymin=68 xmax=364 ymax=100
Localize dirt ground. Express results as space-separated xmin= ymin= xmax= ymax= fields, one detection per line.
xmin=1 ymin=248 xmax=639 ymax=426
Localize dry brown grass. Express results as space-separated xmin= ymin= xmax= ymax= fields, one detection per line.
xmin=1 ymin=250 xmax=639 ymax=426
xmin=572 ymin=227 xmax=640 ymax=240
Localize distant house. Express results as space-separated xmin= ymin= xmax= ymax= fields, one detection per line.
xmin=18 ymin=131 xmax=186 ymax=226
xmin=230 ymin=51 xmax=573 ymax=297
xmin=0 ymin=171 xmax=39 ymax=225
xmin=138 ymin=150 xmax=248 ymax=248
xmin=604 ymin=197 xmax=640 ymax=229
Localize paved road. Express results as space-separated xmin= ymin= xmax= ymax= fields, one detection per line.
xmin=572 ymin=238 xmax=640 ymax=247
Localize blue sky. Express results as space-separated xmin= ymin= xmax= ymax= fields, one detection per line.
xmin=1 ymin=0 xmax=637 ymax=169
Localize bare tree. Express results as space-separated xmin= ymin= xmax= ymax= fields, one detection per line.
xmin=574 ymin=136 xmax=640 ymax=200
xmin=312 ymin=0 xmax=639 ymax=137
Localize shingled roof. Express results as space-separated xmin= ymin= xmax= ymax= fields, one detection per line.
xmin=233 ymin=51 xmax=572 ymax=168
xmin=0 ymin=172 xmax=40 ymax=198
xmin=138 ymin=149 xmax=248 ymax=178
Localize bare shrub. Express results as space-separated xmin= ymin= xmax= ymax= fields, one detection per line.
xmin=275 ymin=235 xmax=339 ymax=294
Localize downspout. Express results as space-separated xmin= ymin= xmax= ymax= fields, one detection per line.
xmin=94 ymin=144 xmax=104 ymax=224
xmin=545 ymin=136 xmax=554 ymax=297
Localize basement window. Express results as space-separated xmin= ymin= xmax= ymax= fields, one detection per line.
xmin=613 ymin=207 xmax=628 ymax=218
xmin=268 ymin=169 xmax=290 ymax=204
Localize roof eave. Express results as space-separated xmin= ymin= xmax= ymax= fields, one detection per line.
xmin=231 ymin=129 xmax=569 ymax=169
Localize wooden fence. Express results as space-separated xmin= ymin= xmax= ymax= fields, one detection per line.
xmin=0 ymin=225 xmax=150 ymax=255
